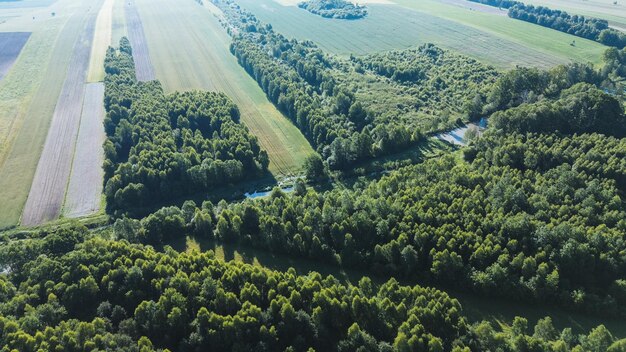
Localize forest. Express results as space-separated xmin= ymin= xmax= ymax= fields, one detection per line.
xmin=103 ymin=41 xmax=626 ymax=318
xmin=216 ymin=0 xmax=497 ymax=170
xmin=103 ymin=38 xmax=269 ymax=215
xmin=0 ymin=225 xmax=624 ymax=351
xmin=298 ymin=0 xmax=368 ymax=20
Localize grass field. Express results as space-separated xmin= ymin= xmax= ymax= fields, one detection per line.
xmin=393 ymin=0 xmax=606 ymax=65
xmin=21 ymin=0 xmax=102 ymax=226
xmin=110 ymin=0 xmax=125 ymax=45
xmin=0 ymin=0 xmax=97 ymax=229
xmin=63 ymin=83 xmax=106 ymax=218
xmin=236 ymin=0 xmax=605 ymax=69
xmin=522 ymin=0 xmax=626 ymax=32
xmin=86 ymin=0 xmax=113 ymax=82
xmin=134 ymin=0 xmax=314 ymax=176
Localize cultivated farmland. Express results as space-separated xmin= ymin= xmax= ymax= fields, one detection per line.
xmin=0 ymin=31 xmax=30 ymax=80
xmin=21 ymin=0 xmax=101 ymax=226
xmin=134 ymin=0 xmax=313 ymax=176
xmin=87 ymin=0 xmax=113 ymax=82
xmin=522 ymin=0 xmax=626 ymax=32
xmin=0 ymin=0 xmax=101 ymax=228
xmin=237 ymin=0 xmax=604 ymax=68
xmin=125 ymin=0 xmax=155 ymax=81
xmin=63 ymin=83 xmax=105 ymax=218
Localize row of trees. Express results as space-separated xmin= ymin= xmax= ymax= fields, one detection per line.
xmin=213 ymin=0 xmax=498 ymax=169
xmin=472 ymin=0 xmax=626 ymax=48
xmin=0 ymin=225 xmax=624 ymax=351
xmin=103 ymin=38 xmax=268 ymax=215
xmin=298 ymin=0 xmax=368 ymax=20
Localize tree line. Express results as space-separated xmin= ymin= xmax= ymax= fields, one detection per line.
xmin=103 ymin=38 xmax=269 ymax=216
xmin=469 ymin=0 xmax=626 ymax=48
xmin=0 ymin=225 xmax=624 ymax=351
xmin=298 ymin=0 xmax=368 ymax=20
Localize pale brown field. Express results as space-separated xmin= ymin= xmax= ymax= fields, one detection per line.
xmin=63 ymin=82 xmax=105 ymax=218
xmin=21 ymin=1 xmax=101 ymax=226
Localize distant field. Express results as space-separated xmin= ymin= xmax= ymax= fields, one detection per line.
xmin=134 ymin=0 xmax=314 ymax=176
xmin=522 ymin=0 xmax=626 ymax=32
xmin=21 ymin=0 xmax=100 ymax=226
xmin=0 ymin=32 xmax=30 ymax=80
xmin=0 ymin=0 xmax=95 ymax=229
xmin=64 ymin=83 xmax=105 ymax=218
xmin=110 ymin=0 xmax=126 ymax=45
xmin=87 ymin=0 xmax=113 ymax=82
xmin=125 ymin=0 xmax=155 ymax=81
xmin=393 ymin=0 xmax=606 ymax=65
xmin=237 ymin=0 xmax=604 ymax=68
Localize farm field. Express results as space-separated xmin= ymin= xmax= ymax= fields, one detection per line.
xmin=86 ymin=0 xmax=113 ymax=82
xmin=0 ymin=0 xmax=100 ymax=229
xmin=134 ymin=0 xmax=314 ymax=176
xmin=21 ymin=0 xmax=101 ymax=226
xmin=110 ymin=0 xmax=125 ymax=45
xmin=63 ymin=83 xmax=105 ymax=218
xmin=237 ymin=0 xmax=605 ymax=68
xmin=522 ymin=0 xmax=626 ymax=32
xmin=0 ymin=32 xmax=30 ymax=80
xmin=125 ymin=0 xmax=154 ymax=81
xmin=392 ymin=0 xmax=606 ymax=65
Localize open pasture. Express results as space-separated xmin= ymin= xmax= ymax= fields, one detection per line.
xmin=239 ymin=0 xmax=604 ymax=68
xmin=0 ymin=31 xmax=29 ymax=80
xmin=125 ymin=0 xmax=154 ymax=81
xmin=134 ymin=0 xmax=313 ymax=176
xmin=21 ymin=0 xmax=100 ymax=226
xmin=63 ymin=83 xmax=105 ymax=218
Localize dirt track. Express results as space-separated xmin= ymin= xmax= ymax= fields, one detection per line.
xmin=0 ymin=32 xmax=30 ymax=81
xmin=20 ymin=4 xmax=100 ymax=226
xmin=63 ymin=83 xmax=105 ymax=218
xmin=125 ymin=0 xmax=155 ymax=81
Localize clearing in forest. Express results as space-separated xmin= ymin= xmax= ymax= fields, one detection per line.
xmin=0 ymin=32 xmax=30 ymax=81
xmin=63 ymin=83 xmax=106 ymax=218
xmin=21 ymin=0 xmax=101 ymax=226
xmin=133 ymin=0 xmax=314 ymax=176
xmin=240 ymin=0 xmax=604 ymax=69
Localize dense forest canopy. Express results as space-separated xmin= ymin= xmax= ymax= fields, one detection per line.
xmin=103 ymin=38 xmax=269 ymax=216
xmin=0 ymin=225 xmax=624 ymax=351
xmin=298 ymin=0 xmax=368 ymax=20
